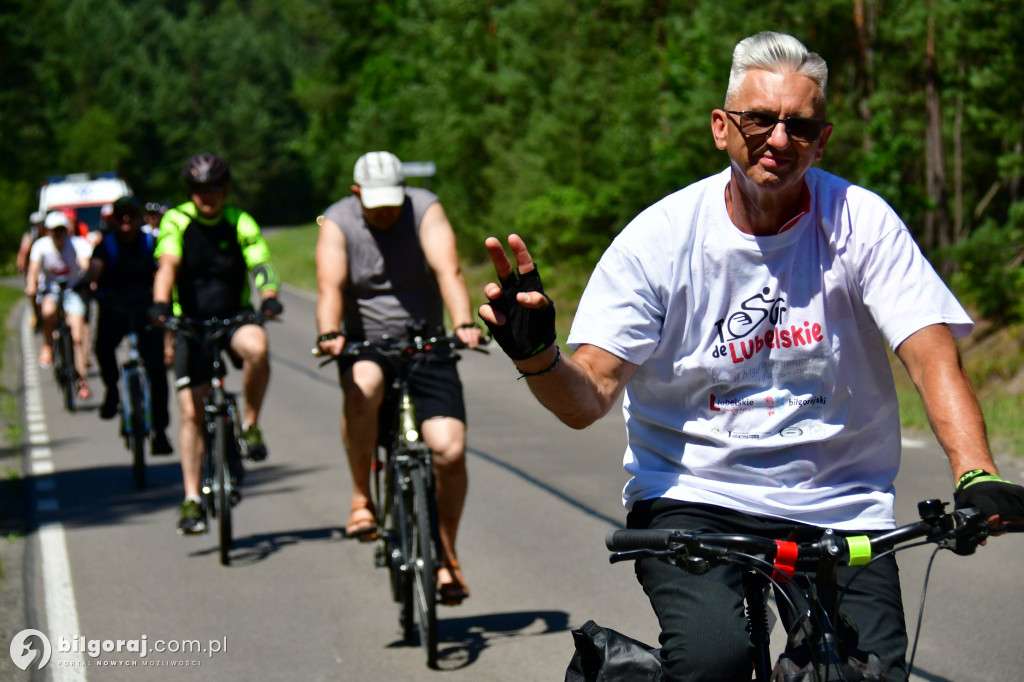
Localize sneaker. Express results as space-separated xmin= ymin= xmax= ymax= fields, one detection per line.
xmin=99 ymin=392 xmax=119 ymax=420
xmin=241 ymin=425 xmax=268 ymax=462
xmin=177 ymin=499 xmax=206 ymax=535
xmin=151 ymin=431 xmax=174 ymax=455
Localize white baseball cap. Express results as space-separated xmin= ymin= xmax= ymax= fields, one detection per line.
xmin=353 ymin=151 xmax=406 ymax=209
xmin=44 ymin=210 xmax=71 ymax=230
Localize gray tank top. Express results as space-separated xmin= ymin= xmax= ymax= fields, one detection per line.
xmin=323 ymin=187 xmax=443 ymax=340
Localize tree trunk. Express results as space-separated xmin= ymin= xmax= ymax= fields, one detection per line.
xmin=924 ymin=13 xmax=951 ymax=252
xmin=852 ymin=0 xmax=876 ymax=153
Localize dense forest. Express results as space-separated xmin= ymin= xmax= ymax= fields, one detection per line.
xmin=1 ymin=0 xmax=1021 ymax=317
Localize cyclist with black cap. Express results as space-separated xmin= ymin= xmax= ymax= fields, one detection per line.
xmin=81 ymin=196 xmax=173 ymax=454
xmin=151 ymin=152 xmax=283 ymax=535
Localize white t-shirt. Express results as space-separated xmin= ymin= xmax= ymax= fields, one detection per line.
xmin=29 ymin=235 xmax=92 ymax=294
xmin=568 ymin=168 xmax=972 ymax=530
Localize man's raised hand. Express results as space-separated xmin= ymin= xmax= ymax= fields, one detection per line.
xmin=478 ymin=235 xmax=556 ymax=360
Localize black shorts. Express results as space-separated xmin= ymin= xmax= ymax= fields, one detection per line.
xmin=337 ymin=352 xmax=466 ymax=425
xmin=172 ymin=321 xmax=245 ymax=391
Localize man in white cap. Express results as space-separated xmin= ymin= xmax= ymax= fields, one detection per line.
xmin=25 ymin=211 xmax=94 ymax=398
xmin=315 ymin=151 xmax=482 ymax=606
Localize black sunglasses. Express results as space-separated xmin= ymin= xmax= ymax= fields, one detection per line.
xmin=188 ymin=182 xmax=226 ymax=194
xmin=726 ymin=110 xmax=829 ymax=143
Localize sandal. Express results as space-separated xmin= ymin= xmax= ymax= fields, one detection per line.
xmin=345 ymin=502 xmax=378 ymax=541
xmin=77 ymin=380 xmax=92 ymax=401
xmin=38 ymin=346 xmax=53 ymax=369
xmin=438 ymin=559 xmax=470 ymax=606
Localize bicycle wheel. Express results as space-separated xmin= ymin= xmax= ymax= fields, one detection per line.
xmin=126 ymin=373 xmax=147 ymax=490
xmin=409 ymin=461 xmax=439 ymax=668
xmin=212 ymin=414 xmax=233 ymax=565
xmin=57 ymin=328 xmax=76 ymax=412
xmin=390 ymin=462 xmax=415 ymax=640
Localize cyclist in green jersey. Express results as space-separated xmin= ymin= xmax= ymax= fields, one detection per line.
xmin=151 ymin=153 xmax=283 ymax=535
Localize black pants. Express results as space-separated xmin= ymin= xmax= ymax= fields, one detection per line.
xmin=95 ymin=306 xmax=170 ymax=432
xmin=628 ymin=499 xmax=909 ymax=682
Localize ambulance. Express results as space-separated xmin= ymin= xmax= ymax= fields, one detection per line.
xmin=37 ymin=172 xmax=133 ymax=231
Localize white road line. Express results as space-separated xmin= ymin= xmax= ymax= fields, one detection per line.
xmin=21 ymin=311 xmax=87 ymax=679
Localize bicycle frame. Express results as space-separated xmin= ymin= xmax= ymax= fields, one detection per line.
xmin=320 ymin=328 xmax=477 ymax=669
xmin=168 ymin=313 xmax=258 ymax=565
xmin=374 ymin=355 xmax=441 ymax=668
xmin=51 ymin=279 xmax=77 ymax=412
xmin=604 ymin=501 xmax=1023 ymax=681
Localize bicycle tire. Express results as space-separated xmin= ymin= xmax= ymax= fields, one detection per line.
xmin=409 ymin=462 xmax=439 ymax=668
xmin=389 ymin=459 xmax=415 ymax=639
xmin=398 ymin=488 xmax=416 ymax=640
xmin=213 ymin=414 xmax=233 ymax=566
xmin=127 ymin=373 xmax=147 ymax=490
xmin=57 ymin=327 xmax=76 ymax=412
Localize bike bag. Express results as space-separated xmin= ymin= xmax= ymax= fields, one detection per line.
xmin=564 ymin=620 xmax=663 ymax=682
xmin=770 ymin=613 xmax=884 ymax=681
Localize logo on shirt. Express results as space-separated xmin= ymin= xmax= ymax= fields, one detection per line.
xmin=709 ymin=286 xmax=824 ymax=364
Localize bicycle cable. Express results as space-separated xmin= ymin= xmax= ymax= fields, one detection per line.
xmin=905 ymin=545 xmax=941 ymax=679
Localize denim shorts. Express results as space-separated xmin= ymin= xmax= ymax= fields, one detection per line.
xmin=38 ymin=290 xmax=87 ymax=318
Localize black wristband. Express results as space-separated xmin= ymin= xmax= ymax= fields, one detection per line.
xmin=517 ymin=346 xmax=561 ymax=380
xmin=318 ymin=331 xmax=344 ymax=343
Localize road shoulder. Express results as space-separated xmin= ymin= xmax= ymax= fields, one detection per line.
xmin=0 ymin=296 xmax=29 ymax=681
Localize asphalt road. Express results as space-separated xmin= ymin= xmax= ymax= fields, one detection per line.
xmin=16 ymin=286 xmax=1024 ymax=681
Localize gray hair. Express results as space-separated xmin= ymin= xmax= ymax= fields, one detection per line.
xmin=725 ymin=32 xmax=828 ymax=107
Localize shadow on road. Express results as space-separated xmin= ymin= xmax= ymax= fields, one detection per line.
xmin=386 ymin=609 xmax=572 ymax=670
xmin=210 ymin=525 xmax=345 ymax=565
xmin=28 ymin=460 xmax=325 ymax=531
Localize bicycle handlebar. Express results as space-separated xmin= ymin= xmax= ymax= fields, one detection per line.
xmin=164 ymin=311 xmax=269 ymax=344
xmin=312 ymin=332 xmax=490 ymax=365
xmin=606 ymin=500 xmax=1024 ymax=572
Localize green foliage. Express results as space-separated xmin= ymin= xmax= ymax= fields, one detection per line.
xmin=942 ymin=219 xmax=1024 ymax=322
xmin=0 ymin=0 xmax=1023 ymax=280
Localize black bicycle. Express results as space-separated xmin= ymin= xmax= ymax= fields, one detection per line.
xmin=317 ymin=326 xmax=486 ymax=668
xmin=166 ymin=311 xmax=263 ymax=566
xmin=118 ymin=310 xmax=152 ymax=490
xmin=50 ymin=277 xmax=78 ymax=412
xmin=585 ymin=500 xmax=1024 ymax=681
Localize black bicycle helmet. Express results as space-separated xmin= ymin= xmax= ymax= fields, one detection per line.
xmin=182 ymin=152 xmax=231 ymax=187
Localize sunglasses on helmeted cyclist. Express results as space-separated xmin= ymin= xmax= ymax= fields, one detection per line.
xmin=725 ymin=110 xmax=830 ymax=143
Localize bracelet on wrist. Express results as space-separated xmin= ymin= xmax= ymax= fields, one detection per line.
xmin=456 ymin=322 xmax=479 ymax=330
xmin=516 ymin=346 xmax=561 ymax=380
xmin=318 ymin=331 xmax=345 ymax=343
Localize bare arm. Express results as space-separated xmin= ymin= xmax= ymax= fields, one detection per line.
xmin=895 ymin=324 xmax=998 ymax=482
xmin=24 ymin=257 xmax=41 ymax=298
xmin=419 ymin=203 xmax=481 ymax=348
xmin=479 ymin=234 xmax=638 ymax=429
xmin=314 ymin=217 xmax=348 ymax=356
xmin=152 ymin=253 xmax=179 ymax=308
xmin=16 ymin=233 xmax=32 ymax=276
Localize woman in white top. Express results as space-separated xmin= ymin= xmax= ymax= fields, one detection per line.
xmin=25 ymin=210 xmax=94 ymax=399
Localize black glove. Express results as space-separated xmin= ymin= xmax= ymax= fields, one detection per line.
xmin=261 ymin=298 xmax=284 ymax=316
xmin=480 ymin=264 xmax=556 ymax=360
xmin=148 ymin=302 xmax=172 ymax=326
xmin=954 ymin=469 xmax=1024 ymax=520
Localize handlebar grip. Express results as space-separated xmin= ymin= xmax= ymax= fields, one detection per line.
xmin=605 ymin=528 xmax=677 ymax=552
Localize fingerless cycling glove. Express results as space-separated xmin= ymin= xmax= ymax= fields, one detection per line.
xmin=954 ymin=469 xmax=1024 ymax=519
xmin=481 ymin=265 xmax=556 ymax=361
